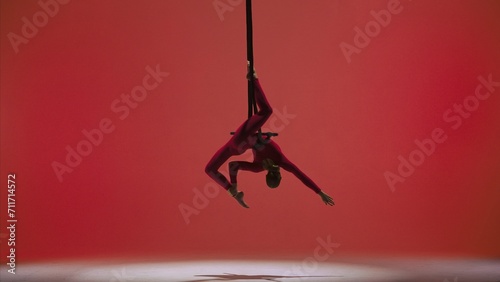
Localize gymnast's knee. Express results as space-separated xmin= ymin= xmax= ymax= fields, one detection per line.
xmin=204 ymin=164 xmax=213 ymax=176
xmin=260 ymin=107 xmax=273 ymax=118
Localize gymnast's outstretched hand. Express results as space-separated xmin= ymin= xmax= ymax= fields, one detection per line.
xmin=228 ymin=184 xmax=249 ymax=208
xmin=318 ymin=191 xmax=335 ymax=206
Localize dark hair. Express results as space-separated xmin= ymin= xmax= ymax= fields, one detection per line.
xmin=266 ymin=170 xmax=282 ymax=188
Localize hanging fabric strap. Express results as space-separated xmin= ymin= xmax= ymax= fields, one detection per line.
xmin=246 ymin=0 xmax=276 ymax=147
xmin=231 ymin=0 xmax=278 ymax=146
xmin=246 ymin=0 xmax=257 ymax=119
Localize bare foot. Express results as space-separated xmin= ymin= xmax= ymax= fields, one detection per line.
xmin=233 ymin=191 xmax=249 ymax=208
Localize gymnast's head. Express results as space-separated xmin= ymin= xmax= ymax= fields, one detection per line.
xmin=263 ymin=159 xmax=282 ymax=189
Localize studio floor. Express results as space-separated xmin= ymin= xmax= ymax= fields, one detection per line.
xmin=1 ymin=258 xmax=499 ymax=282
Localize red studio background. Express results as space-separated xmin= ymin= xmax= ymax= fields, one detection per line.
xmin=1 ymin=0 xmax=500 ymax=269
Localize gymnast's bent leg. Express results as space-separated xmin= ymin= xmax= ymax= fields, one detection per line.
xmin=232 ymin=79 xmax=273 ymax=145
xmin=205 ymin=145 xmax=250 ymax=208
xmin=205 ymin=145 xmax=233 ymax=191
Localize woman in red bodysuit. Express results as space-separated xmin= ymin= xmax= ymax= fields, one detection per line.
xmin=205 ymin=69 xmax=334 ymax=208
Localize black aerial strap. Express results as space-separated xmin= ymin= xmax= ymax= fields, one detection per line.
xmin=231 ymin=0 xmax=277 ymax=145
xmin=246 ymin=0 xmax=257 ymax=119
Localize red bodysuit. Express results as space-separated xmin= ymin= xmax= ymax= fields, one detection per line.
xmin=205 ymin=79 xmax=322 ymax=194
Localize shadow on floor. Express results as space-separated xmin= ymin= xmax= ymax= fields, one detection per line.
xmin=181 ymin=273 xmax=343 ymax=282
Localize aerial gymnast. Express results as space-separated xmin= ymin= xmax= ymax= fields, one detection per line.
xmin=205 ymin=66 xmax=335 ymax=208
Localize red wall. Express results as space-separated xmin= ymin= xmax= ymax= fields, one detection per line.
xmin=1 ymin=0 xmax=500 ymax=263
